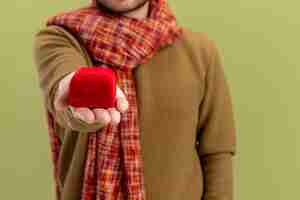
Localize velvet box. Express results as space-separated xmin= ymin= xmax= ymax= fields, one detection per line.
xmin=67 ymin=66 xmax=117 ymax=109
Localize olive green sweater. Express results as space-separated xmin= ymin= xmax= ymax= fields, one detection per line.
xmin=33 ymin=25 xmax=237 ymax=200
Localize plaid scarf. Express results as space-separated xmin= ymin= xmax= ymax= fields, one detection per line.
xmin=45 ymin=0 xmax=183 ymax=199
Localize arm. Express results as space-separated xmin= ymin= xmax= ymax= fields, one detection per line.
xmin=196 ymin=39 xmax=237 ymax=200
xmin=33 ymin=25 xmax=104 ymax=132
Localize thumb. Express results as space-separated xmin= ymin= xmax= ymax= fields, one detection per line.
xmin=115 ymin=86 xmax=129 ymax=113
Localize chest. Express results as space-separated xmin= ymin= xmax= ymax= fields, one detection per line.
xmin=134 ymin=44 xmax=203 ymax=123
xmin=131 ymin=43 xmax=206 ymax=181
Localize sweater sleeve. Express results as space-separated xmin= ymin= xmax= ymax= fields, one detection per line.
xmin=33 ymin=25 xmax=105 ymax=133
xmin=196 ymin=39 xmax=237 ymax=200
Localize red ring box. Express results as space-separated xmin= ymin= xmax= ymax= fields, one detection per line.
xmin=67 ymin=66 xmax=117 ymax=109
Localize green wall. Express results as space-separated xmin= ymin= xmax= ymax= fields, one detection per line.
xmin=1 ymin=0 xmax=299 ymax=199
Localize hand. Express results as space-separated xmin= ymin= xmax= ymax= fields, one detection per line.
xmin=53 ymin=71 xmax=129 ymax=126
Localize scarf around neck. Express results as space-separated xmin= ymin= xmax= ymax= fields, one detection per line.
xmin=45 ymin=0 xmax=183 ymax=199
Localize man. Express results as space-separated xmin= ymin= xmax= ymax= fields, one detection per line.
xmin=33 ymin=0 xmax=237 ymax=200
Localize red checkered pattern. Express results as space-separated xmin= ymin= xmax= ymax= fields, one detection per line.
xmin=44 ymin=1 xmax=183 ymax=200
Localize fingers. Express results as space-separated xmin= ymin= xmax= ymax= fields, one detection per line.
xmin=115 ymin=86 xmax=129 ymax=113
xmin=93 ymin=107 xmax=120 ymax=126
xmin=93 ymin=108 xmax=111 ymax=125
xmin=70 ymin=106 xmax=122 ymax=126
xmin=107 ymin=108 xmax=121 ymax=125
xmin=73 ymin=107 xmax=96 ymax=124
